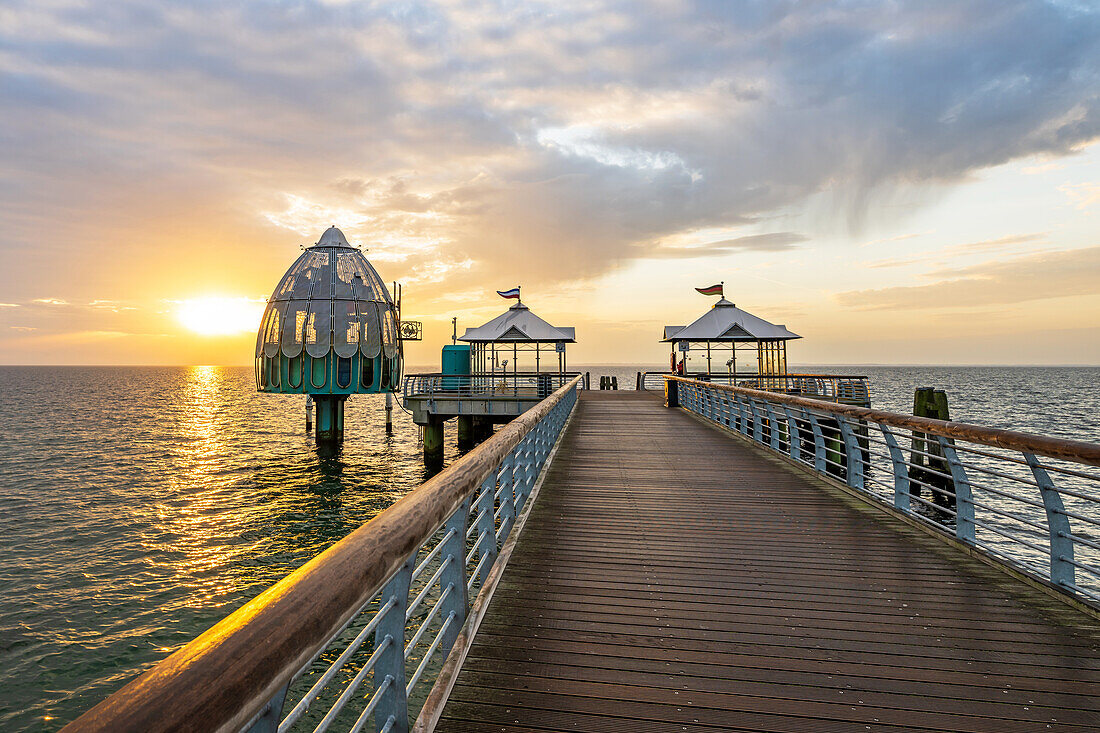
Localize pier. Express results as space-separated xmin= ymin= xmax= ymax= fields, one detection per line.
xmin=433 ymin=391 xmax=1100 ymax=731
xmin=64 ymin=379 xmax=1100 ymax=733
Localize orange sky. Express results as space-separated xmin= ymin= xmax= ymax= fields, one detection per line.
xmin=1 ymin=1 xmax=1098 ymax=366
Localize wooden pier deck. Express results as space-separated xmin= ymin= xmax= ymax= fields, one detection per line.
xmin=435 ymin=391 xmax=1100 ymax=732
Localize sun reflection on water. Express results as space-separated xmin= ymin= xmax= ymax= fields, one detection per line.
xmin=0 ymin=365 xmax=458 ymax=731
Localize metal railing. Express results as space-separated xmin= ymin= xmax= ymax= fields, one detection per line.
xmin=637 ymin=371 xmax=870 ymax=405
xmin=64 ymin=377 xmax=582 ymax=733
xmin=669 ymin=376 xmax=1100 ymax=607
xmin=403 ymin=371 xmax=584 ymax=400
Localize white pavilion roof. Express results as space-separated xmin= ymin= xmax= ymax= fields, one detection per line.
xmin=460 ymin=302 xmax=576 ymax=343
xmin=662 ymin=299 xmax=800 ymax=342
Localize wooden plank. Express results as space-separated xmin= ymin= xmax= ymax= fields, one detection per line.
xmin=434 ymin=391 xmax=1100 ymax=732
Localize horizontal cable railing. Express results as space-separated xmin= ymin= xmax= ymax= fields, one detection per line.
xmin=638 ymin=371 xmax=870 ymax=404
xmin=403 ymin=371 xmax=583 ymax=400
xmin=63 ymin=376 xmax=582 ymax=733
xmin=668 ymin=376 xmax=1100 ymax=607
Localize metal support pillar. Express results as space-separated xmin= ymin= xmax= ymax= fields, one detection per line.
xmin=314 ymin=395 xmax=346 ymax=447
xmin=385 ymin=391 xmax=393 ymax=435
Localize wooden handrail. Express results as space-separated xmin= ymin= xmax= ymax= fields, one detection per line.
xmin=640 ymin=371 xmax=871 ymax=379
xmin=668 ymin=376 xmax=1100 ymax=467
xmin=63 ymin=376 xmax=583 ymax=733
xmin=404 ymin=371 xmax=582 ymax=378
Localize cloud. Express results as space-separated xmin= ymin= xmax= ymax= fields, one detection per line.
xmin=31 ymin=298 xmax=69 ymax=306
xmin=837 ymin=246 xmax=1100 ymax=310
xmin=0 ymin=0 xmax=1098 ymax=292
xmin=642 ymin=231 xmax=808 ymax=259
xmin=865 ymin=232 xmax=1047 ymax=268
xmin=860 ymin=232 xmax=932 ymax=248
xmin=1059 ymin=182 xmax=1100 ymax=209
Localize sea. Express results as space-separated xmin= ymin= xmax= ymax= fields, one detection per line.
xmin=1 ymin=364 xmax=1098 ymax=731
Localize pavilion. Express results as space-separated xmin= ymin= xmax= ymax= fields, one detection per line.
xmin=662 ymin=298 xmax=799 ymax=382
xmin=460 ymin=300 xmax=576 ymax=376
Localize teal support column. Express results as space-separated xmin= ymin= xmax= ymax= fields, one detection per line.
xmin=424 ymin=416 xmax=445 ymax=468
xmin=314 ymin=395 xmax=346 ymax=447
xmin=457 ymin=415 xmax=475 ymax=449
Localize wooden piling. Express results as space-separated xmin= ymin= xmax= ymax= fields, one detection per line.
xmin=423 ymin=416 xmax=445 ymax=468
xmin=911 ymin=387 xmax=956 ymax=509
xmin=457 ymin=415 xmax=475 ymax=449
xmin=472 ymin=416 xmax=494 ymax=443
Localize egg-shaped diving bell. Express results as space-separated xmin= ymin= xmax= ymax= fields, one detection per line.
xmin=256 ymin=226 xmax=404 ymax=446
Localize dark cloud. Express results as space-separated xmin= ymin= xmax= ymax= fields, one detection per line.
xmin=1 ymin=0 xmax=1097 ymax=291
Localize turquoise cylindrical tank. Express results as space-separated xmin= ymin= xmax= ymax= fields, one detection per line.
xmin=255 ymin=226 xmax=402 ymax=396
xmin=441 ymin=344 xmax=471 ymax=391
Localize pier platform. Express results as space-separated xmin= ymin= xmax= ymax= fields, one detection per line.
xmin=435 ymin=391 xmax=1100 ymax=732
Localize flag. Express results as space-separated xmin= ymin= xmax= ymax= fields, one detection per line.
xmin=695 ymin=283 xmax=723 ymax=296
xmin=497 ymin=287 xmax=521 ymax=300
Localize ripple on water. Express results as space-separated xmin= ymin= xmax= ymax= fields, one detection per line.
xmin=0 ymin=366 xmax=454 ymax=731
xmin=1 ymin=364 xmax=1098 ymax=731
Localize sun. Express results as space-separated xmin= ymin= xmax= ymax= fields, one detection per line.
xmin=177 ymin=296 xmax=266 ymax=336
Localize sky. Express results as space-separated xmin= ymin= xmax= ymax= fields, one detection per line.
xmin=1 ymin=0 xmax=1098 ymax=366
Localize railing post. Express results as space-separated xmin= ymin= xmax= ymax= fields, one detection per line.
xmin=1024 ymin=452 xmax=1076 ymax=589
xmin=517 ymin=433 xmax=535 ymax=509
xmin=783 ymin=407 xmax=800 ymax=460
xmin=937 ymin=436 xmax=974 ymax=542
xmin=438 ymin=499 xmax=471 ymax=654
xmin=475 ymin=474 xmax=497 ymax=587
xmin=764 ymin=403 xmax=782 ymax=451
xmin=373 ymin=555 xmax=413 ymax=733
xmin=749 ymin=399 xmax=763 ymax=444
xmin=837 ymin=416 xmax=864 ymax=490
xmin=540 ymin=417 xmax=552 ymax=463
xmin=242 ymin=685 xmax=288 ymax=733
xmin=733 ymin=395 xmax=747 ymax=435
xmin=879 ymin=425 xmax=910 ymax=510
xmin=496 ymin=454 xmax=515 ymax=542
xmin=807 ymin=412 xmax=827 ymax=473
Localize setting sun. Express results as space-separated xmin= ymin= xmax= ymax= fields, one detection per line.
xmin=176 ymin=296 xmax=265 ymax=336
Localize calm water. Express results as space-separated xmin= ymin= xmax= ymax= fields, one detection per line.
xmin=1 ymin=365 xmax=1098 ymax=731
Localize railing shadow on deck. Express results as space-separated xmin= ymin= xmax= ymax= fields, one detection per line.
xmin=62 ymin=377 xmax=583 ymax=733
xmin=668 ymin=375 xmax=1100 ymax=611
